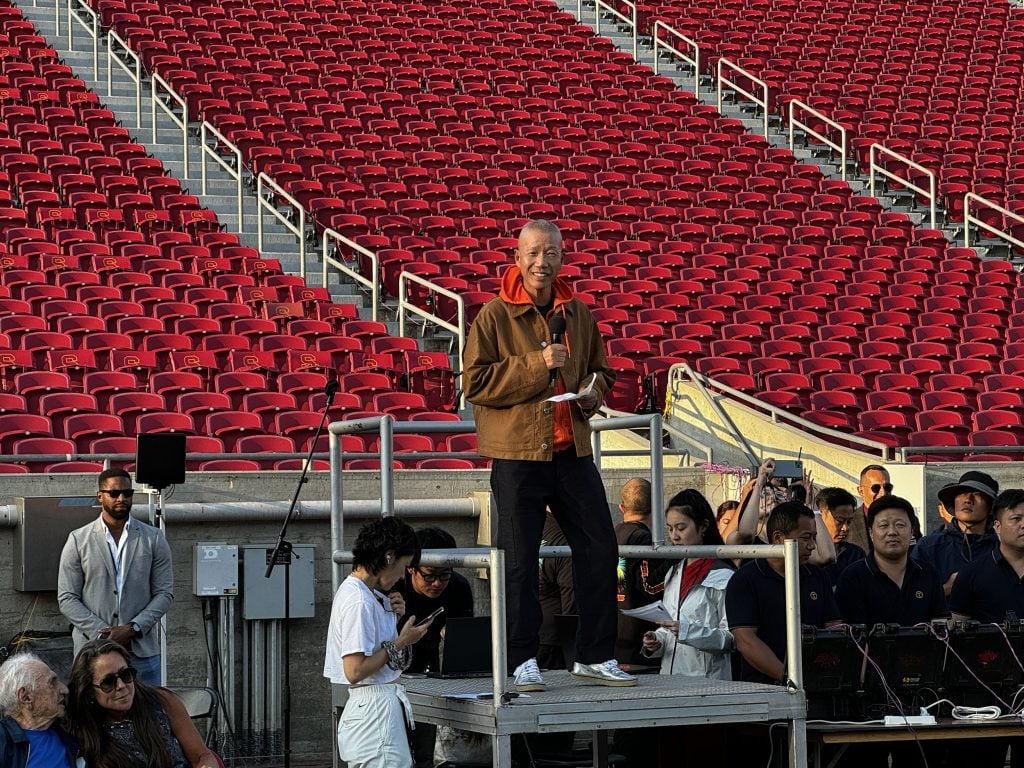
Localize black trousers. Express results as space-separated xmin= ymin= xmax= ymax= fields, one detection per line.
xmin=491 ymin=450 xmax=618 ymax=669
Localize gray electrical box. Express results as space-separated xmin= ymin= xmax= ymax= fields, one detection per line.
xmin=14 ymin=496 xmax=99 ymax=592
xmin=240 ymin=544 xmax=315 ymax=620
xmin=193 ymin=543 xmax=239 ymax=597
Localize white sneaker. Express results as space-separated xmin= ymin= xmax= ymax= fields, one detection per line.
xmin=570 ymin=659 xmax=637 ymax=687
xmin=513 ymin=658 xmax=546 ymax=692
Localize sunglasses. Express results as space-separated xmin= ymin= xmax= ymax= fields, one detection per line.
xmin=415 ymin=569 xmax=452 ymax=585
xmin=870 ymin=483 xmax=894 ymax=495
xmin=93 ymin=666 xmax=137 ymax=693
xmin=100 ymin=489 xmax=135 ymax=498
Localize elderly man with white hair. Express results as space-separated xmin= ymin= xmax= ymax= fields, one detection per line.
xmin=0 ymin=653 xmax=79 ymax=768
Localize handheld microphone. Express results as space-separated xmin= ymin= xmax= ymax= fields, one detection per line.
xmin=548 ymin=314 xmax=566 ymax=385
xmin=324 ymin=379 xmax=340 ymax=405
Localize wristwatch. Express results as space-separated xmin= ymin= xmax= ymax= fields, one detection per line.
xmin=130 ymin=622 xmax=142 ymax=637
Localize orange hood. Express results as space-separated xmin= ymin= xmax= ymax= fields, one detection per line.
xmin=499 ymin=265 xmax=574 ymax=307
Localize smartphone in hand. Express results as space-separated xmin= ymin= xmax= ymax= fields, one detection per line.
xmin=415 ymin=607 xmax=444 ymax=628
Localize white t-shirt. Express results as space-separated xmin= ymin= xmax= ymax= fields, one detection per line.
xmin=324 ymin=575 xmax=401 ymax=685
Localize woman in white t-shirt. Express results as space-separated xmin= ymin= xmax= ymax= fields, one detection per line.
xmin=324 ymin=518 xmax=436 ymax=768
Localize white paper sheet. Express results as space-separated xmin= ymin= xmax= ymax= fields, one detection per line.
xmin=546 ymin=372 xmax=597 ymax=403
xmin=619 ymin=600 xmax=674 ymax=623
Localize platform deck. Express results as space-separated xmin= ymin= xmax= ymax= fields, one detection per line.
xmin=403 ymin=670 xmax=805 ymax=736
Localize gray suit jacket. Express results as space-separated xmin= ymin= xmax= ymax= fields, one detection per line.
xmin=57 ymin=516 xmax=174 ymax=658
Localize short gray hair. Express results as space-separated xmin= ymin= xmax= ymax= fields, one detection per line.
xmin=519 ymin=218 xmax=563 ymax=243
xmin=0 ymin=652 xmax=45 ymax=717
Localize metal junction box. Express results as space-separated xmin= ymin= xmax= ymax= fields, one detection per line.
xmin=192 ymin=543 xmax=239 ymax=597
xmin=240 ymin=543 xmax=315 ymax=620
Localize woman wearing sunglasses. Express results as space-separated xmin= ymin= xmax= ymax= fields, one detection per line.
xmin=66 ymin=639 xmax=218 ymax=768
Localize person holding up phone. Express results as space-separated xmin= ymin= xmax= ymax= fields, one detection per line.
xmin=731 ymin=459 xmax=836 ymax=567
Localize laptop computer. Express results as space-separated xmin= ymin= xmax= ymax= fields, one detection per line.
xmin=429 ymin=616 xmax=493 ymax=679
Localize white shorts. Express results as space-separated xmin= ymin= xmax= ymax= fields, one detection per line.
xmin=337 ymin=684 xmax=413 ymax=768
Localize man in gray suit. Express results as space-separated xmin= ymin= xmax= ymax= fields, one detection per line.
xmin=57 ymin=468 xmax=174 ymax=685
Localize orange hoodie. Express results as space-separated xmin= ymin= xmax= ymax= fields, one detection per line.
xmin=499 ymin=265 xmax=576 ymax=452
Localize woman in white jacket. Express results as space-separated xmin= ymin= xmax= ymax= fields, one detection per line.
xmin=641 ymin=501 xmax=735 ymax=679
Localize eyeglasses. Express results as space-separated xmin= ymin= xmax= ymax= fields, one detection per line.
xmin=92 ymin=667 xmax=137 ymax=693
xmin=870 ymin=483 xmax=894 ymax=496
xmin=415 ymin=569 xmax=452 ymax=585
xmin=100 ymin=489 xmax=135 ymax=498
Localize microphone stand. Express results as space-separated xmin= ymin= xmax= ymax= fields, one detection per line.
xmin=265 ymin=381 xmax=338 ymax=768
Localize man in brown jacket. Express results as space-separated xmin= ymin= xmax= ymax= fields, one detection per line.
xmin=463 ymin=219 xmax=635 ymax=692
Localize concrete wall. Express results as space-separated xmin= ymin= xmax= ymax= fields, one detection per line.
xmin=0 ymin=465 xmax=704 ymax=763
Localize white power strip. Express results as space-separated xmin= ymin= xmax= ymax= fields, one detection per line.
xmin=883 ymin=715 xmax=937 ymax=727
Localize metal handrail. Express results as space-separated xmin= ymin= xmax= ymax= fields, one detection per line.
xmin=200 ymin=121 xmax=244 ymax=230
xmin=591 ymin=412 xmax=665 ymax=542
xmin=594 ymin=0 xmax=638 ymax=60
xmin=869 ymin=143 xmax=936 ymax=229
xmin=717 ymin=57 xmax=769 ymax=136
xmin=397 ymin=270 xmax=465 ymax=356
xmin=964 ymin=191 xmax=1024 ymax=252
xmin=669 ymin=364 xmax=891 ymax=459
xmin=67 ymin=0 xmax=100 ymax=78
xmin=327 ymin=414 xmax=807 ymax=768
xmin=152 ymin=72 xmax=190 ymax=179
xmin=107 ymin=30 xmax=142 ymax=128
xmin=256 ymin=172 xmax=307 ymax=279
xmin=652 ymin=20 xmax=700 ymax=97
xmin=321 ymin=227 xmax=378 ymax=320
xmin=788 ymin=99 xmax=847 ymax=182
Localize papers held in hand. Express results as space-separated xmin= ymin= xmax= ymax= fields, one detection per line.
xmin=619 ymin=601 xmax=674 ymax=623
xmin=546 ymin=373 xmax=597 ymax=403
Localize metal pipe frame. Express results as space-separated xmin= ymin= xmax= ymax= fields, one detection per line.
xmin=256 ymin=173 xmax=307 ymax=279
xmin=200 ymin=121 xmax=244 ymax=229
xmin=591 ymin=412 xmax=666 ymax=545
xmin=717 ymin=58 xmax=770 ymax=136
xmin=594 ymin=0 xmax=638 ymax=60
xmin=321 ymin=227 xmax=379 ymax=320
xmin=964 ymin=191 xmax=1024 ymax=251
xmin=105 ymin=30 xmax=142 ymax=128
xmin=651 ymin=21 xmax=700 ymax=97
xmin=788 ymin=99 xmax=848 ymax=181
xmin=869 ymin=143 xmax=937 ymax=230
xmin=670 ymin=364 xmax=891 ymax=458
xmin=151 ymin=73 xmax=190 ymax=178
xmin=67 ymin=0 xmax=100 ymax=79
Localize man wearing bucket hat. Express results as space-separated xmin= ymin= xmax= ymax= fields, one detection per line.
xmin=911 ymin=471 xmax=999 ymax=597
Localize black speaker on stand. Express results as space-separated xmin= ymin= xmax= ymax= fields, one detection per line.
xmin=134 ymin=432 xmax=186 ymax=688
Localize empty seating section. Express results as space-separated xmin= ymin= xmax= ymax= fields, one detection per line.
xmin=0 ymin=0 xmax=460 ymax=470
xmin=90 ymin=0 xmax=1024 ymax=456
xmin=5 ymin=0 xmax=1022 ymax=464
xmin=643 ymin=0 xmax=1024 ymax=220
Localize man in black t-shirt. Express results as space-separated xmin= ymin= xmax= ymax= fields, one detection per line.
xmin=614 ymin=478 xmax=668 ymax=664
xmin=726 ymin=502 xmax=841 ymax=685
xmin=397 ymin=527 xmax=475 ymax=675
xmin=815 ymin=487 xmax=866 ymax=590
xmin=396 ymin=527 xmax=475 ymax=768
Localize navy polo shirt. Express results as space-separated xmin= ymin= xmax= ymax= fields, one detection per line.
xmin=949 ymin=548 xmax=1024 ymax=623
xmin=726 ymin=558 xmax=840 ymax=684
xmin=835 ymin=554 xmax=948 ymax=627
xmin=822 ymin=541 xmax=866 ymax=590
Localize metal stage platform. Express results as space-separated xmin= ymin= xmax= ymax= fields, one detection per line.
xmin=402 ymin=671 xmax=806 ymax=766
